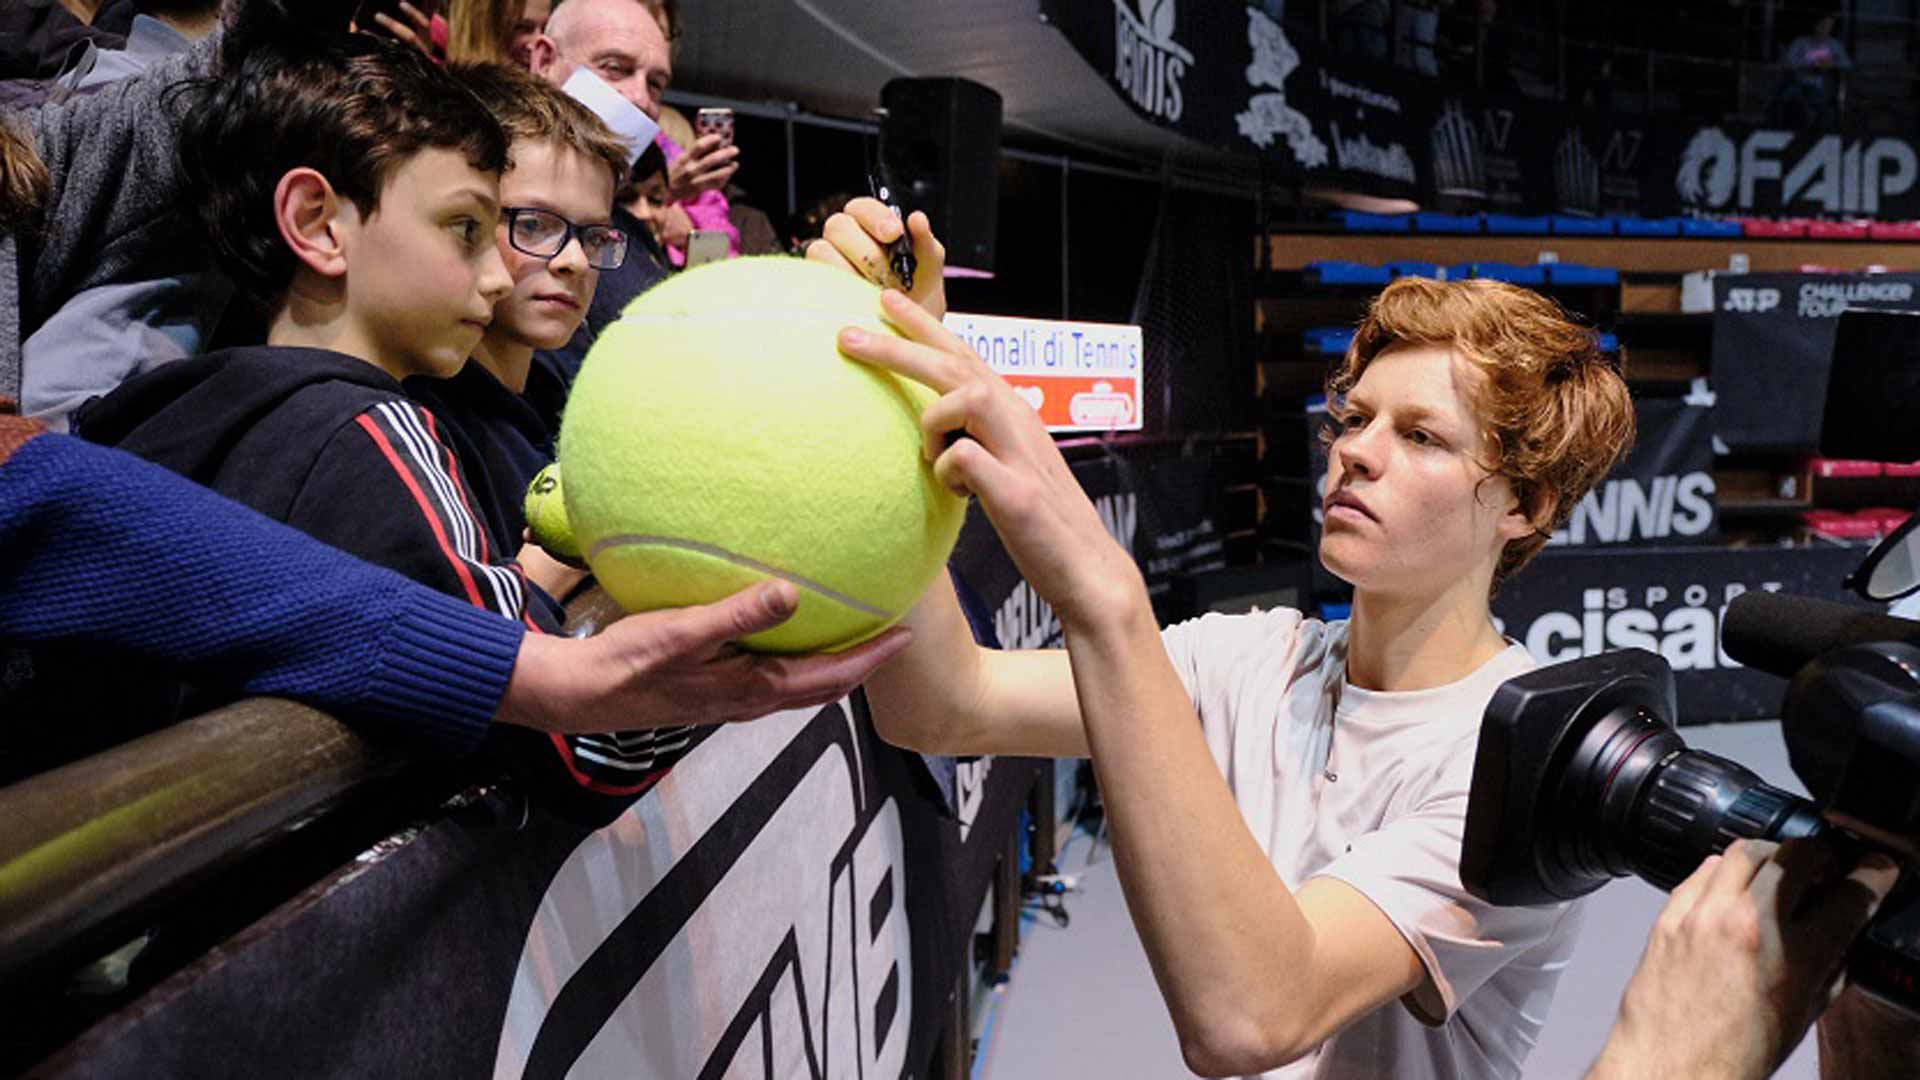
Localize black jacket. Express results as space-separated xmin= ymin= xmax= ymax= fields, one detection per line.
xmin=404 ymin=361 xmax=553 ymax=548
xmin=79 ymin=345 xmax=695 ymax=824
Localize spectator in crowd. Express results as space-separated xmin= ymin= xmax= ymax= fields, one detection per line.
xmin=652 ymin=100 xmax=738 ymax=267
xmin=3 ymin=12 xmax=224 ymax=433
xmin=70 ymin=29 xmax=903 ymax=822
xmin=0 ymin=14 xmax=904 ymax=785
xmin=788 ymin=191 xmax=860 ymax=255
xmin=527 ymin=0 xmax=737 ymax=260
xmin=622 ymin=141 xmax=687 ymax=259
xmin=69 ymin=0 xmax=219 ymax=91
xmin=1587 ymin=837 xmax=1909 ymax=1080
xmin=814 ymin=200 xmax=1635 ymax=1078
xmin=519 ymin=140 xmax=673 ymax=438
xmin=445 ymin=0 xmax=521 ymax=64
xmin=505 ymin=0 xmax=549 ymax=67
xmin=1773 ymin=12 xmax=1851 ymax=129
xmin=1 ymin=411 xmax=894 ymax=758
xmin=2 ymin=0 xmax=136 ymax=84
xmin=521 ymin=0 xmax=725 ymax=413
xmin=14 ymin=2 xmax=225 ymax=432
xmin=405 ymin=60 xmax=629 ymax=601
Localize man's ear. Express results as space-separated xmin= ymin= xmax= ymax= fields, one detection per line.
xmin=273 ymin=167 xmax=351 ymax=281
xmin=527 ymin=34 xmax=560 ymax=79
xmin=1500 ymin=485 xmax=1553 ymax=543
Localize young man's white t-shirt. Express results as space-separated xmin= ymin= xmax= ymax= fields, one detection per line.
xmin=1158 ymin=608 xmax=1583 ymax=1080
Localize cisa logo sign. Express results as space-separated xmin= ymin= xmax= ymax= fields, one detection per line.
xmin=1114 ymin=0 xmax=1191 ymax=123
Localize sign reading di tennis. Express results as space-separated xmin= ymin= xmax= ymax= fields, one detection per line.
xmin=943 ymin=311 xmax=1145 ymax=433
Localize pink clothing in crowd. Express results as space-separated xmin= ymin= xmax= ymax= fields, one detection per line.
xmin=656 ymin=132 xmax=740 ymax=266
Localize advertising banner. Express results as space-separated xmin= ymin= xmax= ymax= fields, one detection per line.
xmin=944 ymin=312 xmax=1144 ymax=433
xmin=1492 ymin=543 xmax=1872 ymax=724
xmin=1711 ymin=272 xmax=1920 ymax=452
xmin=1044 ymin=4 xmax=1920 ymax=219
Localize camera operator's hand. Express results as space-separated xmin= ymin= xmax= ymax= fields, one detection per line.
xmin=1587 ymin=838 xmax=1900 ymax=1080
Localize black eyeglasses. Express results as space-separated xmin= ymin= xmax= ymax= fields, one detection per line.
xmin=501 ymin=207 xmax=629 ymax=270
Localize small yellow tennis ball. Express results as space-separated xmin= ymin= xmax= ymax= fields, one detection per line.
xmin=523 ymin=462 xmax=581 ymax=562
xmin=559 ymin=256 xmax=966 ymax=653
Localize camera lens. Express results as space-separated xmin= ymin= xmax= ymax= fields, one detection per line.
xmin=1555 ymin=706 xmax=1828 ymax=892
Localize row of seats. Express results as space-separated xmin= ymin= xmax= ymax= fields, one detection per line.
xmin=1810 ymin=458 xmax=1920 ymax=478
xmin=1333 ymin=211 xmax=1920 ymax=240
xmin=1305 ymin=260 xmax=1618 ymax=286
xmin=1802 ymin=508 xmax=1914 ymax=540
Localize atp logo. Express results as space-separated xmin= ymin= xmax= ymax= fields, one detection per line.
xmin=492 ymin=703 xmax=910 ymax=1079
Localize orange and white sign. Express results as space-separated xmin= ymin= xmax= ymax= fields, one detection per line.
xmin=943 ymin=312 xmax=1144 ymax=433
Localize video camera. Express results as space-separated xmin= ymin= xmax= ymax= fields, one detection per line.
xmin=1461 ymin=306 xmax=1920 ymax=1016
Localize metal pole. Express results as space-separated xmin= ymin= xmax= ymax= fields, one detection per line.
xmin=1554 ymin=0 xmax=1568 ymax=101
xmin=1475 ymin=5 xmax=1487 ymax=89
xmin=1060 ymin=157 xmax=1072 ymax=320
xmin=783 ymin=108 xmax=797 ymax=220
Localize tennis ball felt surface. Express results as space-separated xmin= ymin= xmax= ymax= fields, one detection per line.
xmin=559 ymin=256 xmax=967 ymax=652
xmin=523 ymin=463 xmax=581 ymax=561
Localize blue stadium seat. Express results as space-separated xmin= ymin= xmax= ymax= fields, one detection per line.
xmin=1549 ymin=215 xmax=1614 ymax=236
xmin=1680 ymin=218 xmax=1743 ymax=238
xmin=1383 ymin=260 xmax=1442 ymax=278
xmin=1615 ymin=217 xmax=1682 ymax=237
xmin=1414 ymin=212 xmax=1482 ymax=234
xmin=1545 ymin=264 xmax=1620 ymax=286
xmin=1336 ymin=211 xmax=1412 ymax=232
xmin=1448 ymin=262 xmax=1548 ymax=286
xmin=1303 ymin=327 xmax=1358 ymax=355
xmin=1306 ymin=260 xmax=1392 ymax=285
xmin=1483 ymin=213 xmax=1552 ymax=235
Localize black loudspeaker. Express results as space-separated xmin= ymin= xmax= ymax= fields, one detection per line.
xmin=880 ymin=77 xmax=1002 ymax=274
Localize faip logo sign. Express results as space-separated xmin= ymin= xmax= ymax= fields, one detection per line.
xmin=1675 ymin=125 xmax=1920 ymax=216
xmin=1114 ymin=0 xmax=1192 ymax=123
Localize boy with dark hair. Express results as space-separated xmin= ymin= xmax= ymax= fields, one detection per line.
xmin=74 ymin=33 xmax=740 ymax=817
xmin=407 ymin=60 xmax=628 ymax=556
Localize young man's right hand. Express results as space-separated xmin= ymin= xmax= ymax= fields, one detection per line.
xmin=498 ymin=580 xmax=911 ymax=734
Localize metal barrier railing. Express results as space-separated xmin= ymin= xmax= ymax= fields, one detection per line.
xmin=0 ymin=697 xmax=398 ymax=980
xmin=0 ymin=589 xmax=625 ymax=985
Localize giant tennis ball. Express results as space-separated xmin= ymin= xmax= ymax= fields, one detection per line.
xmin=558 ymin=256 xmax=966 ymax=652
